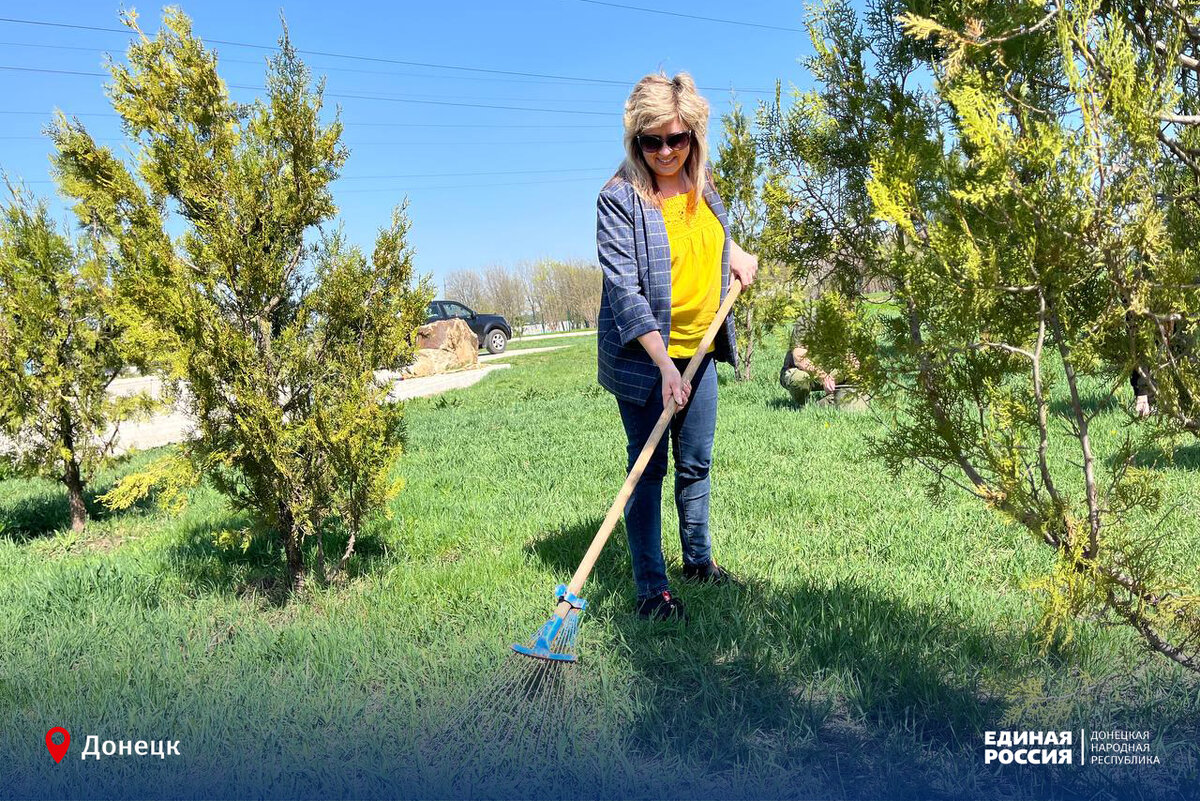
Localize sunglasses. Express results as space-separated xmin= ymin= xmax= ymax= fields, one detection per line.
xmin=636 ymin=130 xmax=693 ymax=153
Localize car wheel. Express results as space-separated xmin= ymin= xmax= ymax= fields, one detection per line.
xmin=486 ymin=329 xmax=508 ymax=354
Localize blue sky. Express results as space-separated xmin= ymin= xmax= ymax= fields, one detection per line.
xmin=0 ymin=1 xmax=817 ymax=291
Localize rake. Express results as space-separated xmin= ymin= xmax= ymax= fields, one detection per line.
xmin=513 ymin=278 xmax=743 ymax=662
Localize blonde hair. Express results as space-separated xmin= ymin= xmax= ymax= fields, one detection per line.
xmin=608 ymin=71 xmax=710 ymax=213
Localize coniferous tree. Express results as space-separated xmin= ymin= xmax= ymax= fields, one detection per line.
xmin=52 ymin=9 xmax=431 ymax=588
xmin=713 ymin=100 xmax=797 ymax=380
xmin=769 ymin=0 xmax=1200 ymax=670
xmin=0 ymin=187 xmax=151 ymax=532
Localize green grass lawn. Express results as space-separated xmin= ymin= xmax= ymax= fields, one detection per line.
xmin=2 ymin=334 xmax=1199 ymax=799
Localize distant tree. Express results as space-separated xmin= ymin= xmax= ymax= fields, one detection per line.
xmin=443 ymin=269 xmax=486 ymax=310
xmin=516 ymin=260 xmax=544 ymax=334
xmin=529 ymin=259 xmax=566 ymax=331
xmin=482 ymin=264 xmax=527 ymax=326
xmin=522 ymin=259 xmax=598 ymax=331
xmin=0 ymin=186 xmax=152 ymax=532
xmin=713 ymin=100 xmax=797 ymax=380
xmin=564 ymin=261 xmax=602 ymax=329
xmin=52 ymin=9 xmax=431 ymax=589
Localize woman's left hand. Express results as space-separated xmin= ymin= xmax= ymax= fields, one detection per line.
xmin=730 ymin=241 xmax=758 ymax=288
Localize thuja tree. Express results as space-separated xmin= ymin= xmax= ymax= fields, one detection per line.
xmin=777 ymin=0 xmax=1200 ymax=669
xmin=51 ymin=9 xmax=431 ymax=588
xmin=712 ymin=100 xmax=796 ymax=380
xmin=756 ymin=0 xmax=937 ymax=298
xmin=1115 ymin=0 xmax=1200 ymax=433
xmin=0 ymin=187 xmax=151 ymax=532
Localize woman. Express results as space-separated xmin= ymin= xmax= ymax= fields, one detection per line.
xmin=595 ymin=72 xmax=758 ymax=622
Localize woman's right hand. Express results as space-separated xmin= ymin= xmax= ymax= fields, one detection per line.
xmin=635 ymin=331 xmax=690 ymax=410
xmin=660 ymin=360 xmax=691 ymax=410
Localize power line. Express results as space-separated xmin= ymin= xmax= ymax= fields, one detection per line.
xmin=0 ymin=40 xmax=602 ymax=88
xmin=289 ymin=86 xmax=616 ymax=116
xmin=576 ymin=0 xmax=803 ymax=33
xmin=0 ymin=41 xmax=629 ymax=103
xmin=343 ymin=121 xmax=615 ymax=129
xmin=0 ymin=135 xmax=618 ymax=146
xmin=338 ymin=173 xmax=613 ymax=193
xmin=0 ymin=65 xmax=104 ymax=79
xmin=0 ymin=110 xmax=616 ymax=128
xmin=12 ymin=173 xmax=616 ymax=193
xmin=348 ymin=139 xmax=614 ymax=145
xmin=0 ymin=15 xmax=774 ymax=93
xmin=14 ymin=166 xmax=616 ymax=185
xmin=0 ymin=65 xmax=618 ymax=116
xmin=0 ymin=110 xmax=114 ymax=117
xmin=337 ymin=167 xmax=609 ymax=180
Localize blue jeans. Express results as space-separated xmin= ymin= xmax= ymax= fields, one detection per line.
xmin=616 ymin=353 xmax=717 ymax=600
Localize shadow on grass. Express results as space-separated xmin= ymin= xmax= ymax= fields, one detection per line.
xmin=1104 ymin=419 xmax=1200 ymax=472
xmin=1049 ymin=391 xmax=1120 ymax=419
xmin=1128 ymin=439 xmax=1200 ymax=472
xmin=765 ymin=396 xmax=841 ymax=412
xmin=163 ymin=515 xmax=396 ymax=606
xmin=0 ymin=469 xmax=159 ymax=540
xmin=1168 ymin=441 xmax=1200 ymax=470
xmin=524 ymin=517 xmax=1040 ymax=800
xmin=765 ymin=396 xmax=803 ymax=412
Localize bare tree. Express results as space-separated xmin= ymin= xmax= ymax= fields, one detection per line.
xmin=530 ymin=259 xmax=567 ymax=332
xmin=443 ymin=269 xmax=486 ymax=309
xmin=516 ymin=260 xmax=543 ymax=335
xmin=482 ymin=264 xmax=527 ymax=327
xmin=561 ymin=260 xmax=601 ymax=329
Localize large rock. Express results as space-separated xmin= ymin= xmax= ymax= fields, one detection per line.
xmin=405 ymin=319 xmax=479 ymax=378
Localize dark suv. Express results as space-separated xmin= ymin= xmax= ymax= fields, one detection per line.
xmin=424 ymin=300 xmax=512 ymax=354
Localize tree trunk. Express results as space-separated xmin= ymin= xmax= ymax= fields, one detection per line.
xmin=314 ymin=516 xmax=327 ymax=585
xmin=280 ymin=500 xmax=304 ymax=590
xmin=736 ymin=306 xmax=753 ymax=381
xmin=63 ymin=458 xmax=88 ymax=533
xmin=59 ymin=407 xmax=88 ymax=533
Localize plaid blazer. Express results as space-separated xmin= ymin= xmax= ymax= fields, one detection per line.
xmin=595 ymin=167 xmax=739 ymax=405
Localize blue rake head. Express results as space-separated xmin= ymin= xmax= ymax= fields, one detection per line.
xmin=511 ymin=584 xmax=587 ymax=662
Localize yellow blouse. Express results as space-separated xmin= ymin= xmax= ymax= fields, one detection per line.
xmin=662 ymin=192 xmax=723 ymax=358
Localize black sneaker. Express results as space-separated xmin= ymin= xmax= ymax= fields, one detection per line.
xmin=682 ymin=559 xmax=741 ymax=586
xmin=636 ymin=591 xmax=688 ymax=622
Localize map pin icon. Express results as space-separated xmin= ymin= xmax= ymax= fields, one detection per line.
xmin=46 ymin=727 xmax=70 ymax=763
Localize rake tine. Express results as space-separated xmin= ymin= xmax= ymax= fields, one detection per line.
xmin=512 ymin=584 xmax=587 ymax=662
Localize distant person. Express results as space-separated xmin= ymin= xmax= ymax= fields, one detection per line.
xmin=595 ymin=72 xmax=758 ymax=622
xmin=1132 ymin=367 xmax=1153 ymax=418
xmin=780 ymin=344 xmax=838 ymax=405
xmin=1130 ymin=318 xmax=1196 ymax=418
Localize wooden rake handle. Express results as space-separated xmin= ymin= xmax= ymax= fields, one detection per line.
xmin=551 ymin=278 xmax=743 ymax=621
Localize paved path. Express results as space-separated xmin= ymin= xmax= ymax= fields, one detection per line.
xmin=513 ymin=331 xmax=594 ymax=342
xmin=0 ymin=345 xmax=575 ymax=457
xmin=1 ymin=343 xmax=583 ymax=460
xmin=89 ymin=345 xmax=571 ymax=454
xmin=379 ymin=363 xmax=511 ymax=402
xmin=480 ymin=345 xmax=569 ymax=361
